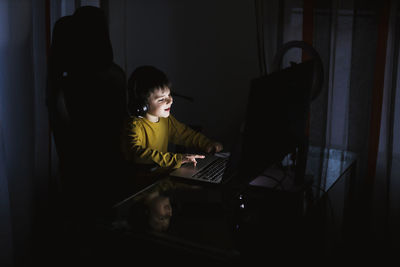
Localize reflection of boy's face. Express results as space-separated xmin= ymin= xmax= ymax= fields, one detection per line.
xmin=145 ymin=87 xmax=173 ymax=122
xmin=148 ymin=195 xmax=172 ymax=232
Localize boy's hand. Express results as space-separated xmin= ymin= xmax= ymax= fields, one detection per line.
xmin=205 ymin=142 xmax=223 ymax=154
xmin=182 ymin=154 xmax=205 ymax=167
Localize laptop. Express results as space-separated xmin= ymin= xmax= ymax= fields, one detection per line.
xmin=169 ymin=136 xmax=243 ymax=185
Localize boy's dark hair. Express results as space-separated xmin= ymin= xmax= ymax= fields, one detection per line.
xmin=127 ymin=65 xmax=172 ymax=116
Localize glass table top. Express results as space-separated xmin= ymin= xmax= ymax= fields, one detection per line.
xmin=108 ymin=146 xmax=358 ymax=263
xmin=306 ymin=146 xmax=357 ymax=192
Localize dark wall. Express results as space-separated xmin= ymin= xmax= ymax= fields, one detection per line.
xmin=109 ymin=0 xmax=259 ymax=149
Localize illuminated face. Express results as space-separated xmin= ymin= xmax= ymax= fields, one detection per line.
xmin=148 ymin=195 xmax=172 ymax=232
xmin=145 ymin=87 xmax=173 ymax=122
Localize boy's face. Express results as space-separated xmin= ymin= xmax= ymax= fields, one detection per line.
xmin=145 ymin=87 xmax=173 ymax=122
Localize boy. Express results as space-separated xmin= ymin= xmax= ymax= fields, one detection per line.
xmin=124 ymin=65 xmax=223 ymax=170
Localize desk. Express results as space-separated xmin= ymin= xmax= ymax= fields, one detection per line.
xmin=105 ymin=146 xmax=357 ymax=264
xmin=249 ymin=146 xmax=358 ymax=256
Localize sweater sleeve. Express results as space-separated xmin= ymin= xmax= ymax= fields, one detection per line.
xmin=128 ymin=120 xmax=183 ymax=169
xmin=168 ymin=116 xmax=214 ymax=152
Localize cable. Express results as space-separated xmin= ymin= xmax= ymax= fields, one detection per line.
xmin=256 ymin=161 xmax=294 ymax=191
xmin=258 ymin=0 xmax=267 ymax=75
xmin=256 ymin=174 xmax=285 ymax=191
xmin=254 ymin=0 xmax=267 ymax=76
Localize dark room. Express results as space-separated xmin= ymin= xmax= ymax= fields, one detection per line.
xmin=1 ymin=0 xmax=399 ymax=266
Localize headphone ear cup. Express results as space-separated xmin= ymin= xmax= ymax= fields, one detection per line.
xmin=128 ymin=79 xmax=148 ymax=117
xmin=142 ymin=104 xmax=148 ymax=113
xmin=135 ymin=101 xmax=148 ymax=117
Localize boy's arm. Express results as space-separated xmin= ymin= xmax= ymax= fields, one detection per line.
xmin=168 ymin=116 xmax=214 ymax=152
xmin=132 ymin=144 xmax=183 ymax=169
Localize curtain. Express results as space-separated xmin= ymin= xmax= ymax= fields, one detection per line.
xmin=375 ymin=0 xmax=400 ymax=251
xmin=0 ymin=1 xmax=91 ymax=266
xmin=263 ymin=0 xmax=400 ymax=255
xmin=0 ymin=125 xmax=13 ymax=267
xmin=0 ymin=0 xmax=48 ymax=266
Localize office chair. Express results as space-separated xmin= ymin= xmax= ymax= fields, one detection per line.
xmin=47 ymin=7 xmax=128 ymax=220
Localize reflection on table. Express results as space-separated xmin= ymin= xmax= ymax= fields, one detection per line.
xmin=109 ymin=146 xmax=358 ymax=264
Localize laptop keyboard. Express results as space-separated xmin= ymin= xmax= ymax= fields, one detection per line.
xmin=192 ymin=157 xmax=229 ymax=182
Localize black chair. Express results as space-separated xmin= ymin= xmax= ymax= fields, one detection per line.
xmin=46 ymin=6 xmax=129 ymax=221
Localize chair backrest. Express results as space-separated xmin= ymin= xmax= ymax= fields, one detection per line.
xmin=46 ymin=6 xmax=128 ymax=213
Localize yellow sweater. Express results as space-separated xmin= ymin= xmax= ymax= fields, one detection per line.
xmin=125 ymin=115 xmax=213 ymax=168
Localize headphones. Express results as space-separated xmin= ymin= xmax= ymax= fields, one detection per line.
xmin=127 ymin=77 xmax=149 ymax=117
